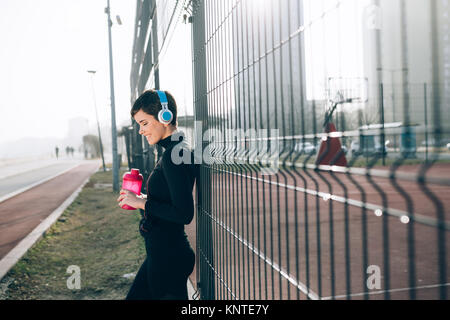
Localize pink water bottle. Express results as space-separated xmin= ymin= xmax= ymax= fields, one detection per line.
xmin=121 ymin=169 xmax=143 ymax=210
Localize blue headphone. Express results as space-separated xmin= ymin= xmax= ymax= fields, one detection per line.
xmin=156 ymin=90 xmax=173 ymax=125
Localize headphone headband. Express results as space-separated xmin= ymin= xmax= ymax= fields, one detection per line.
xmin=156 ymin=90 xmax=168 ymax=106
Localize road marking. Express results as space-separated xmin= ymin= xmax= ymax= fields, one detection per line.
xmin=0 ymin=159 xmax=60 ymax=180
xmin=215 ymin=168 xmax=450 ymax=230
xmin=321 ymin=282 xmax=450 ymax=300
xmin=201 ymin=208 xmax=321 ymax=300
xmin=0 ymin=163 xmax=83 ymax=204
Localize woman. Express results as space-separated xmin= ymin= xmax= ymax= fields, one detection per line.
xmin=117 ymin=90 xmax=197 ymax=300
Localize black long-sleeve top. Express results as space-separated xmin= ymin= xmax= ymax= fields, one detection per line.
xmin=139 ymin=131 xmax=197 ymax=242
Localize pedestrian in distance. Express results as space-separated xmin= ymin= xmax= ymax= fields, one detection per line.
xmin=117 ymin=90 xmax=198 ymax=300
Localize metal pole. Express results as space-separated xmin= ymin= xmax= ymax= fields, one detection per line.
xmin=123 ymin=127 xmax=132 ymax=171
xmin=373 ymin=0 xmax=383 ymax=121
xmin=151 ymin=7 xmax=163 ymax=162
xmin=400 ymin=0 xmax=410 ymax=128
xmin=430 ymin=0 xmax=446 ymax=300
xmin=380 ymin=83 xmax=386 ymax=166
xmin=424 ymin=83 xmax=428 ymax=163
xmin=400 ymin=0 xmax=411 ymax=161
xmin=105 ymin=0 xmax=119 ymax=192
xmin=391 ymin=70 xmax=397 ymax=151
xmin=88 ymin=71 xmax=106 ymax=172
xmin=430 ymin=0 xmax=442 ymax=140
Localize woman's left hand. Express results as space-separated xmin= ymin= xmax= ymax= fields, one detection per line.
xmin=117 ymin=190 xmax=146 ymax=210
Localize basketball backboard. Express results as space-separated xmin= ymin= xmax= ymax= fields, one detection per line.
xmin=327 ymin=77 xmax=369 ymax=105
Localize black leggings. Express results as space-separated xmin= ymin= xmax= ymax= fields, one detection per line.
xmin=125 ymin=239 xmax=195 ymax=300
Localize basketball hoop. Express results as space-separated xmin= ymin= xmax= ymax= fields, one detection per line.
xmin=327 ymin=77 xmax=369 ymax=105
xmin=323 ymin=77 xmax=368 ymax=128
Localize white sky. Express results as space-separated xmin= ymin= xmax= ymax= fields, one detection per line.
xmin=0 ymin=0 xmax=136 ymax=145
xmin=303 ymin=0 xmax=367 ymax=101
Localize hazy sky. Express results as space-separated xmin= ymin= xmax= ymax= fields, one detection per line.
xmin=0 ymin=0 xmax=136 ymax=145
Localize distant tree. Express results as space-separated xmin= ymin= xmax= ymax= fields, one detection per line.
xmin=82 ymin=135 xmax=101 ymax=158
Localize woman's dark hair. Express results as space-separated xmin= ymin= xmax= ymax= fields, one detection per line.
xmin=131 ymin=90 xmax=177 ymax=126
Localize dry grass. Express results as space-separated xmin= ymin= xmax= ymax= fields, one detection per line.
xmin=0 ymin=169 xmax=146 ymax=300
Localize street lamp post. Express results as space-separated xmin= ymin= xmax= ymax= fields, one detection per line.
xmin=87 ymin=70 xmax=106 ymax=172
xmin=105 ymin=0 xmax=119 ymax=192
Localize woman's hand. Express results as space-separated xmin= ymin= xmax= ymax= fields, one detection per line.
xmin=117 ymin=190 xmax=146 ymax=210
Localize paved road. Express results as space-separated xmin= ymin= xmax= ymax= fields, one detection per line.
xmin=0 ymin=161 xmax=100 ymax=259
xmin=0 ymin=159 xmax=84 ymax=201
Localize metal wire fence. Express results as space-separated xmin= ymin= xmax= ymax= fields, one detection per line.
xmin=128 ymin=0 xmax=450 ymax=300
xmin=190 ymin=0 xmax=450 ymax=300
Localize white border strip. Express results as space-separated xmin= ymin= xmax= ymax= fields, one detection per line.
xmin=0 ymin=164 xmax=99 ymax=281
xmin=0 ymin=163 xmax=83 ymax=204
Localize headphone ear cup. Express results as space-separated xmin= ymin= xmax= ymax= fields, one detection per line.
xmin=158 ymin=109 xmax=173 ymax=125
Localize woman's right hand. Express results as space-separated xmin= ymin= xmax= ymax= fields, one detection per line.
xmin=117 ymin=190 xmax=146 ymax=210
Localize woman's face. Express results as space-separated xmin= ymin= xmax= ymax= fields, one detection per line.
xmin=134 ymin=109 xmax=169 ymax=145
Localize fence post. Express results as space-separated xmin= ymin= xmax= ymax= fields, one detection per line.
xmin=192 ymin=0 xmax=215 ymax=300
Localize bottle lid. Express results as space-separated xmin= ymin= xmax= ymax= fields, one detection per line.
xmin=131 ymin=169 xmax=140 ymax=175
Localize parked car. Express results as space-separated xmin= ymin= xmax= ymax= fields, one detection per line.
xmin=350 ymin=140 xmax=361 ymax=156
xmin=421 ymin=138 xmax=450 ymax=148
xmin=294 ymin=142 xmax=317 ymax=155
xmin=350 ymin=137 xmax=387 ymax=156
